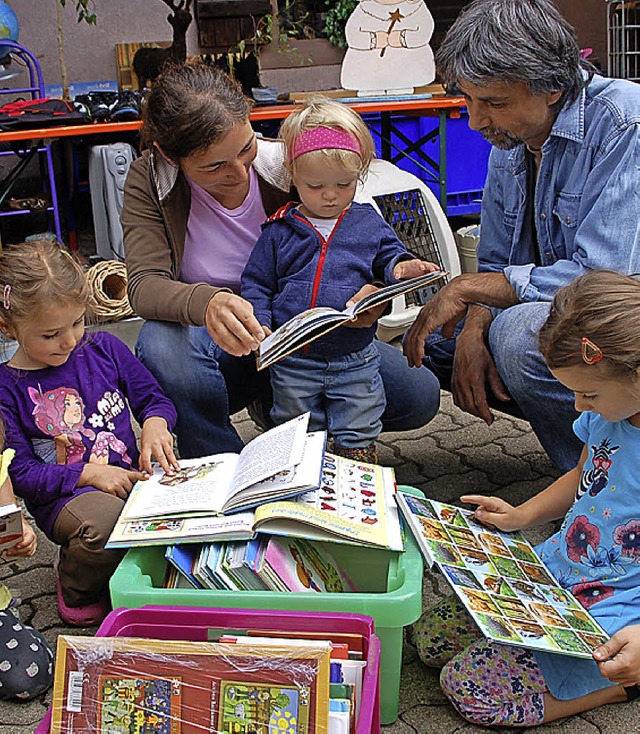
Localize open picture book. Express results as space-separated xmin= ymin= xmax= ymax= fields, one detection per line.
xmin=257 ymin=271 xmax=447 ymax=370
xmin=396 ymin=492 xmax=610 ymax=659
xmin=108 ymin=452 xmax=404 ymax=552
xmin=118 ymin=412 xmax=324 ymax=521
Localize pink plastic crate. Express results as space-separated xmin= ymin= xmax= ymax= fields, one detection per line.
xmin=37 ymin=604 xmax=381 ymax=734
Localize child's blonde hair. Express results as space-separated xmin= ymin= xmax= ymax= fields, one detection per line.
xmin=539 ymin=270 xmax=640 ymax=379
xmin=0 ymin=239 xmax=88 ymax=338
xmin=279 ymin=97 xmax=375 ymax=179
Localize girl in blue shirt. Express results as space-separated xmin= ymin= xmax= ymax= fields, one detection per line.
xmin=414 ymin=270 xmax=640 ymax=726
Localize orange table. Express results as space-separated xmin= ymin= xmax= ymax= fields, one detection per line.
xmin=0 ymin=95 xmax=466 ymax=247
xmin=0 ymin=95 xmax=466 ymax=207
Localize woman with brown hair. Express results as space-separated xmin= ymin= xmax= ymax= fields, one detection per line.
xmin=122 ymin=62 xmax=441 ymax=459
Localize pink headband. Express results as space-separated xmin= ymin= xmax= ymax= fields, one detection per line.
xmin=290 ymin=127 xmax=362 ymax=162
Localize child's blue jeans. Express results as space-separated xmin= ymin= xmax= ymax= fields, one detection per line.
xmin=269 ymin=343 xmax=385 ymax=449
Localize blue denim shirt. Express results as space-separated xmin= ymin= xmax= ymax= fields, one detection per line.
xmin=478 ymin=73 xmax=640 ymax=303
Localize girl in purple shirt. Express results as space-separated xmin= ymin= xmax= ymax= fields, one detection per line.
xmin=0 ymin=240 xmax=179 ymax=627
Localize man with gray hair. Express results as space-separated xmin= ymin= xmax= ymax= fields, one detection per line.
xmin=404 ymin=0 xmax=640 ymax=474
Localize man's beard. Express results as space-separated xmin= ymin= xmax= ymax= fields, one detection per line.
xmin=479 ymin=127 xmax=523 ymax=150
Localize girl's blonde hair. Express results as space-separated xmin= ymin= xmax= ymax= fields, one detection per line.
xmin=0 ymin=239 xmax=88 ymax=337
xmin=539 ymin=270 xmax=640 ymax=379
xmin=279 ymin=97 xmax=375 ymax=179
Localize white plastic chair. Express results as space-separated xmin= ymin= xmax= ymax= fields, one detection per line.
xmin=355 ymin=159 xmax=461 ymax=341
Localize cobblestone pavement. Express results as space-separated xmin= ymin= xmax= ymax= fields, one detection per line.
xmin=1 ymin=395 xmax=637 ymax=733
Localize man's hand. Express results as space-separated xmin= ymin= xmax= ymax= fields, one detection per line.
xmin=594 ymin=627 xmax=640 ymax=686
xmin=205 ymin=292 xmax=265 ymax=356
xmin=403 ymin=281 xmax=470 ymax=367
xmin=78 ymin=464 xmax=148 ymax=500
xmin=345 ymin=284 xmax=386 ymax=328
xmin=452 ymin=318 xmax=510 ymax=425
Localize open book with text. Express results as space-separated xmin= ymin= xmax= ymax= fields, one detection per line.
xmin=396 ymin=492 xmax=610 ymax=659
xmin=120 ymin=413 xmax=323 ymax=521
xmin=107 ymin=453 xmax=403 ymax=551
xmin=257 ymin=271 xmax=447 ymax=369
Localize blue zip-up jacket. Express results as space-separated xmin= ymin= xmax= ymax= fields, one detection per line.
xmin=241 ymin=201 xmax=411 ymax=358
xmin=479 ymin=72 xmax=640 ymax=305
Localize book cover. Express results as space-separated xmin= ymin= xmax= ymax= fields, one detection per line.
xmin=119 ymin=414 xmax=324 ymax=520
xmin=257 ymin=271 xmax=447 ymax=370
xmin=108 ymin=453 xmax=403 ymax=552
xmin=222 ymin=538 xmax=270 ymax=591
xmin=258 ymin=536 xmax=358 ymax=593
xmin=165 ymin=544 xmax=203 ymax=589
xmin=0 ymin=502 xmax=23 ymax=552
xmin=50 ymin=636 xmax=331 ymax=734
xmin=396 ymin=492 xmax=610 ymax=659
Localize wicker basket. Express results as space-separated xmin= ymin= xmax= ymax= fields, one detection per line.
xmin=86 ymin=260 xmax=134 ymax=323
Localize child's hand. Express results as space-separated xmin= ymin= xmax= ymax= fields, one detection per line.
xmin=140 ymin=417 xmax=180 ymax=476
xmin=78 ymin=464 xmax=148 ymax=500
xmin=393 ymin=259 xmax=439 ymax=280
xmin=593 ymin=626 xmax=640 ymax=686
xmin=346 ymin=284 xmax=385 ymax=327
xmin=4 ymin=516 xmax=37 ymax=558
xmin=460 ymin=494 xmax=524 ymax=532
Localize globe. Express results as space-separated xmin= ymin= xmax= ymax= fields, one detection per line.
xmin=0 ymin=1 xmax=19 ymax=59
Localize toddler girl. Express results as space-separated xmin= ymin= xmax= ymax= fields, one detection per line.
xmin=0 ymin=240 xmax=179 ymax=626
xmin=241 ymin=97 xmax=438 ymax=463
xmin=413 ymin=270 xmax=640 ymax=726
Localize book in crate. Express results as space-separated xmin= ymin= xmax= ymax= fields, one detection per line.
xmin=50 ymin=635 xmax=331 ymax=734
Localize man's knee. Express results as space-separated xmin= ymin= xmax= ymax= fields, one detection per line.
xmin=489 ymin=302 xmax=552 ymax=384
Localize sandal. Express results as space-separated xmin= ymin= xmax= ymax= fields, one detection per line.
xmin=53 ymin=552 xmax=111 ymax=627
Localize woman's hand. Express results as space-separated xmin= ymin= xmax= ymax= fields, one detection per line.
xmin=393 ymin=259 xmax=439 ymax=280
xmin=4 ymin=516 xmax=37 ymax=558
xmin=460 ymin=494 xmax=525 ymax=532
xmin=140 ymin=416 xmax=180 ymax=476
xmin=78 ymin=464 xmax=148 ymax=500
xmin=205 ymin=292 xmax=265 ymax=356
xmin=594 ymin=626 xmax=640 ymax=686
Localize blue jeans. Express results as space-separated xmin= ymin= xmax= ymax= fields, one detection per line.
xmin=422 ymin=302 xmax=581 ymax=474
xmin=270 ymin=344 xmax=385 ymax=449
xmin=136 ymin=321 xmax=441 ymax=458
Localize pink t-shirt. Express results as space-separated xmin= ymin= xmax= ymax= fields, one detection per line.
xmin=180 ymin=167 xmax=267 ymax=293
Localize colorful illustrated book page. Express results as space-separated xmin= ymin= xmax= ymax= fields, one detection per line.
xmin=50 ymin=636 xmax=330 ymax=734
xmin=396 ymin=493 xmax=609 ymax=659
xmin=252 ymin=453 xmax=403 ymax=551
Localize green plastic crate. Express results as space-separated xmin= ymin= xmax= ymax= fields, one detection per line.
xmin=109 ymin=494 xmax=424 ymax=725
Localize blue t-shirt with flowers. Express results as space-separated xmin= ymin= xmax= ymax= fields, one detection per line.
xmin=533 ymin=411 xmax=640 ymax=699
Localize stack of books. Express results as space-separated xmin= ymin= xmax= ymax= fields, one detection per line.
xmin=164 ymin=535 xmax=359 ymax=593
xmin=107 ymin=412 xmax=404 ymax=554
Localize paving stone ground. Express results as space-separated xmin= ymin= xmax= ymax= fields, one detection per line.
xmin=1 ymin=394 xmax=637 ymax=733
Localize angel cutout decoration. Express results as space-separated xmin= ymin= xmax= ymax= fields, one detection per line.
xmin=340 ymin=0 xmax=436 ymax=96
